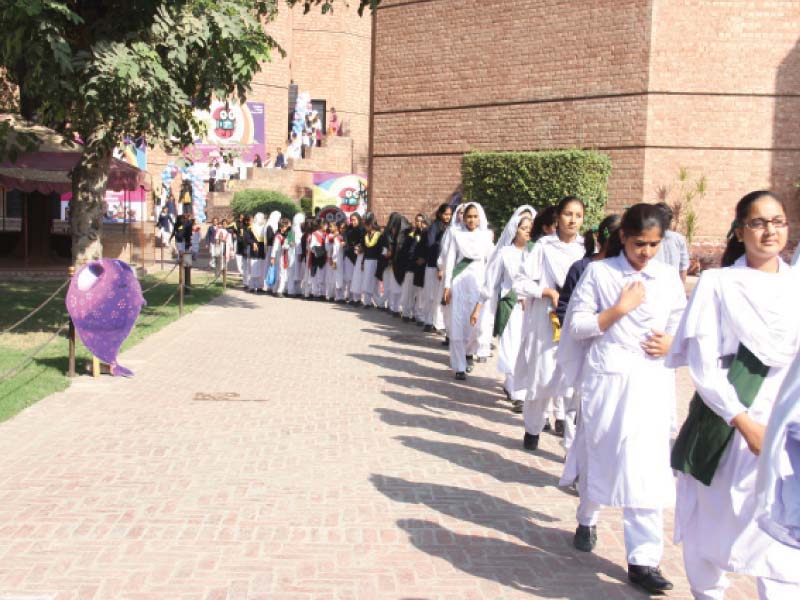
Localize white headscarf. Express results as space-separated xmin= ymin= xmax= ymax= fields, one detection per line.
xmin=266 ymin=211 xmax=281 ymax=236
xmin=493 ymin=205 xmax=536 ymax=252
xmin=452 ymin=202 xmax=492 ymax=260
xmin=291 ymin=212 xmax=304 ymax=244
xmin=251 ymin=212 xmax=267 ymax=241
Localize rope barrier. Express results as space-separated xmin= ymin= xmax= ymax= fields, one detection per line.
xmin=140 ymin=263 xmax=179 ymax=295
xmin=1 ymin=279 xmax=70 ymax=335
xmin=0 ymin=321 xmax=69 ymax=383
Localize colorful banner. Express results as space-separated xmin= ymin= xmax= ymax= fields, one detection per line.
xmin=312 ymin=173 xmax=368 ymax=215
xmin=60 ymin=188 xmax=148 ymax=223
xmin=113 ymin=135 xmax=147 ymax=171
xmin=188 ymin=100 xmax=266 ymax=164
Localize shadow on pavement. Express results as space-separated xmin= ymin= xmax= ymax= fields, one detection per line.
xmin=395 ymin=518 xmax=640 ymax=599
xmin=395 ymin=434 xmax=559 ymax=487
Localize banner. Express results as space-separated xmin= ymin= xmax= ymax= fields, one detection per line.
xmin=188 ymin=100 xmax=266 ymax=164
xmin=312 ymin=173 xmax=368 ymax=215
xmin=60 ymin=188 xmax=148 ymax=223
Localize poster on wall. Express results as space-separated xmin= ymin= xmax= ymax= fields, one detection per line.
xmin=60 ymin=188 xmax=148 ymax=223
xmin=188 ymin=100 xmax=266 ymax=164
xmin=312 ymin=173 xmax=368 ymax=215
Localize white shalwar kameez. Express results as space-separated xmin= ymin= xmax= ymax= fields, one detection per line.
xmin=512 ymin=233 xmax=585 ymax=435
xmin=441 ymin=203 xmax=494 ymax=374
xmin=561 ymin=253 xmax=686 ymax=567
xmin=667 ymin=256 xmax=800 ymax=599
xmin=271 ymin=232 xmax=289 ymax=295
xmin=756 ymin=352 xmax=800 ymax=552
xmin=287 ymin=214 xmax=304 ymax=296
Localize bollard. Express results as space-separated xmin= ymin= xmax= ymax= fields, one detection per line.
xmin=178 ymin=252 xmax=185 ymax=316
xmin=222 ymin=241 xmax=227 ymax=291
xmin=67 ymin=266 xmax=76 ymax=378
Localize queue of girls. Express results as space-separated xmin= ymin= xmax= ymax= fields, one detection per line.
xmin=222 ymin=192 xmax=799 ymax=599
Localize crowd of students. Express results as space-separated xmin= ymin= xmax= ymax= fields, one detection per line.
xmin=196 ymin=192 xmax=798 ymax=599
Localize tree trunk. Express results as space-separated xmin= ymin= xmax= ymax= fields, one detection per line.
xmin=70 ymin=146 xmax=111 ymax=266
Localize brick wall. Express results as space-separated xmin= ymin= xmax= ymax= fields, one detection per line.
xmin=372 ymin=0 xmax=800 ymax=247
xmin=371 ymin=0 xmax=653 ymax=223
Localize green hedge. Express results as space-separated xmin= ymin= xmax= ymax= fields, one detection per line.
xmin=230 ymin=190 xmax=300 ymax=219
xmin=461 ymin=150 xmax=611 ymax=231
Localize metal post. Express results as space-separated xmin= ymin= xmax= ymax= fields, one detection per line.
xmin=67 ymin=266 xmax=76 ymax=377
xmin=222 ymin=241 xmax=227 ymax=291
xmin=178 ymin=252 xmax=185 ymax=316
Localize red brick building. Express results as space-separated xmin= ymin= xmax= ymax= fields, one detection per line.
xmin=369 ymin=0 xmax=800 ymax=243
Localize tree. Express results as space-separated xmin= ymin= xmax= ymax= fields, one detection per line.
xmin=0 ymin=0 xmax=377 ymax=265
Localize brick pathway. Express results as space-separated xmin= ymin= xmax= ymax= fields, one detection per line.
xmin=0 ymin=291 xmax=756 ymax=600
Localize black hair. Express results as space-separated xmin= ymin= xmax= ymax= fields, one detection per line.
xmin=532 ymin=206 xmax=558 ymax=242
xmin=363 ymin=212 xmax=376 ymax=229
xmin=556 ymin=195 xmax=585 ymax=215
xmin=721 ymin=190 xmax=783 ymax=267
xmin=654 ymin=201 xmax=673 ymax=229
xmin=435 ymin=203 xmax=451 ymax=221
xmin=584 ymin=214 xmax=622 ymax=257
xmin=606 ymin=204 xmax=665 ymax=258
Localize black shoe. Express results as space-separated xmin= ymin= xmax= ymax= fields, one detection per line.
xmin=523 ymin=432 xmax=539 ymax=451
xmin=441 ymin=337 xmax=449 ymax=347
xmin=543 ymin=420 xmax=552 ymax=433
xmin=363 ymin=303 xmax=373 ymax=310
xmin=628 ymin=565 xmax=673 ymax=594
xmin=573 ymin=525 xmax=597 ymax=552
xmin=476 ymin=356 xmax=488 ymax=364
xmin=554 ymin=419 xmax=565 ymax=437
xmin=511 ymin=400 xmax=523 ymax=413
xmin=416 ymin=320 xmax=424 ymax=327
xmin=465 ymin=356 xmax=474 ymax=373
xmin=455 ymin=371 xmax=467 ymax=381
xmin=423 ymin=324 xmax=433 ymax=333
xmin=402 ymin=316 xmax=411 ymax=323
xmin=502 ymin=387 xmax=512 ymax=401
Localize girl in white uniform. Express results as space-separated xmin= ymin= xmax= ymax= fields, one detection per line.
xmin=512 ymin=197 xmax=586 ymax=449
xmin=344 ymin=213 xmax=364 ymax=303
xmin=441 ymin=202 xmax=494 ymax=380
xmin=668 ymin=190 xmax=800 ymax=599
xmin=422 ymin=204 xmax=453 ymax=333
xmin=563 ymin=203 xmax=686 ymax=595
xmin=270 ymin=217 xmax=291 ymax=297
xmin=360 ymin=213 xmax=385 ymax=308
xmin=247 ymin=212 xmax=268 ymax=293
xmin=471 ymin=207 xmax=534 ymax=399
xmin=287 ymin=213 xmax=305 ymax=297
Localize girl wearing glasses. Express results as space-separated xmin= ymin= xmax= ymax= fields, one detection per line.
xmin=668 ymin=191 xmax=800 ymax=599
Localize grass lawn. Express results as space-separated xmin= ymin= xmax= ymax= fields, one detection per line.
xmin=0 ymin=267 xmax=227 ymax=423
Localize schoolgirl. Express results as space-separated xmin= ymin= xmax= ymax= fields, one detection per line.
xmin=270 ymin=217 xmax=291 ymax=298
xmin=441 ymin=202 xmax=494 ymax=380
xmin=360 ymin=213 xmax=386 ymax=308
xmin=562 ymin=203 xmax=686 ymax=594
xmin=668 ymin=191 xmax=800 ymax=599
xmin=287 ymin=213 xmax=305 ymax=297
xmin=422 ymin=204 xmax=453 ymax=333
xmin=324 ymin=220 xmax=338 ymax=301
xmin=344 ymin=213 xmax=364 ymax=303
xmin=471 ymin=206 xmax=534 ymax=399
xmin=307 ymin=218 xmax=328 ymax=299
xmin=246 ymin=212 xmax=268 ymax=294
xmin=384 ymin=213 xmax=411 ymax=315
xmin=264 ymin=210 xmax=280 ymax=291
xmin=335 ymin=220 xmax=347 ymax=302
xmin=400 ymin=214 xmax=428 ymax=323
xmin=511 ymin=197 xmax=586 ymax=447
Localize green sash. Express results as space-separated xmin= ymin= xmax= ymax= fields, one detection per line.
xmin=287 ymin=231 xmax=295 ymax=244
xmin=452 ymin=257 xmax=473 ymax=280
xmin=493 ymin=290 xmax=518 ymax=337
xmin=670 ymin=344 xmax=769 ymax=485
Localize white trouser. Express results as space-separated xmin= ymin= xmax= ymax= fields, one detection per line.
xmin=386 ymin=273 xmax=402 ymax=313
xmin=683 ymin=542 xmax=799 ymax=600
xmin=563 ymin=390 xmax=578 ymax=451
xmin=401 ymin=273 xmax=416 ymax=318
xmin=249 ymin=258 xmax=265 ymax=290
xmin=547 ymin=396 xmax=566 ymax=420
xmin=325 ymin=265 xmax=336 ymax=299
xmin=236 ymin=254 xmax=249 ymax=279
xmin=343 ymin=258 xmax=355 ymax=299
xmin=424 ymin=267 xmax=445 ymax=329
xmin=449 ymin=336 xmax=478 ymax=373
xmin=361 ymin=259 xmax=378 ymax=305
xmin=523 ymin=395 xmax=551 ymax=435
xmin=274 ymin=265 xmax=288 ymax=295
xmin=577 ymin=495 xmax=664 ymax=567
xmin=312 ymin=267 xmax=326 ymax=297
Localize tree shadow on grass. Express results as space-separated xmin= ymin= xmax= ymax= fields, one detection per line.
xmin=395 ymin=434 xmax=559 ymax=488
xmin=395 ymin=518 xmax=642 ymax=599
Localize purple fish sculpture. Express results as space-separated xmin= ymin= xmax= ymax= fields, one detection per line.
xmin=66 ymin=259 xmax=146 ymax=377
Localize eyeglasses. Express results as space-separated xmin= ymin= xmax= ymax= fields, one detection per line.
xmin=743 ymin=217 xmax=789 ymax=230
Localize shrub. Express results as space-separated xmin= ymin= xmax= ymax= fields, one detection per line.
xmin=461 ymin=150 xmax=611 ymax=232
xmin=300 ymin=197 xmax=313 ymax=215
xmin=230 ymin=190 xmax=299 ymax=219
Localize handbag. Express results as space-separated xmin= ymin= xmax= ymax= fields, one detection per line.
xmin=265 ymin=264 xmax=277 ymax=287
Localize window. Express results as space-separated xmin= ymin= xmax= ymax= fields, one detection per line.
xmin=0 ymin=187 xmax=23 ymax=232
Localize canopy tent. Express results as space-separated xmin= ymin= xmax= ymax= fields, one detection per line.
xmin=0 ymin=115 xmax=151 ymax=194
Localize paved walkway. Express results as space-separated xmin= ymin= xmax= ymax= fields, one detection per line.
xmin=0 ymin=290 xmax=755 ymax=600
